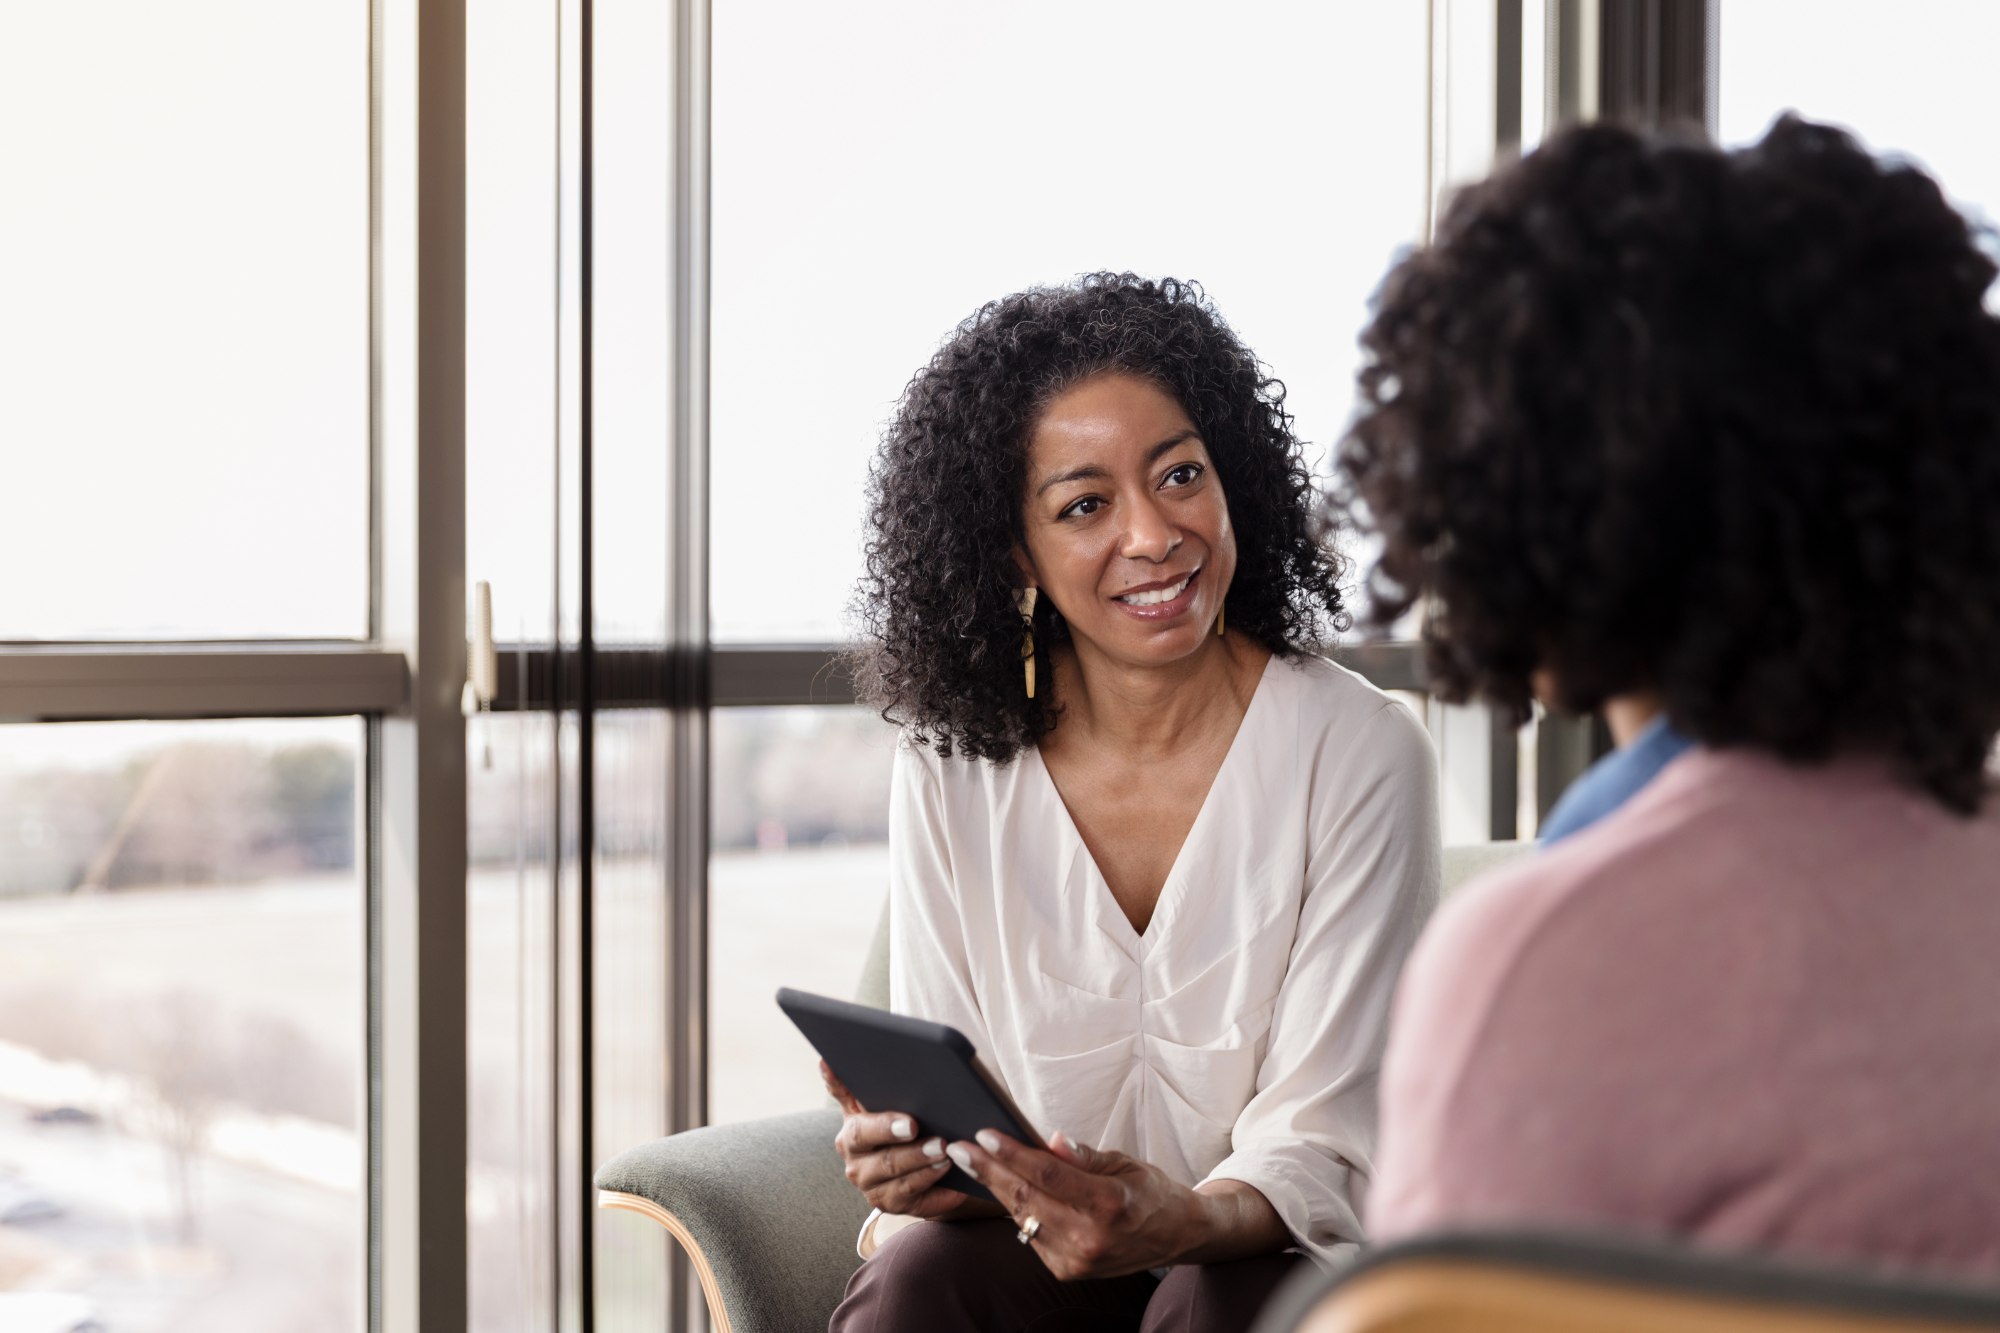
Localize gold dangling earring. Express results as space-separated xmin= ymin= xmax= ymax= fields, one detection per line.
xmin=1017 ymin=587 xmax=1038 ymax=699
xmin=1216 ymin=599 xmax=1225 ymax=638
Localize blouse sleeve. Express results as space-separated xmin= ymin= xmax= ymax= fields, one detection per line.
xmin=885 ymin=741 xmax=996 ymax=1055
xmin=1200 ymin=699 xmax=1442 ymax=1267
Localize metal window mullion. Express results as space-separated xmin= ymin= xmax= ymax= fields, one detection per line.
xmin=0 ymin=646 xmax=409 ymax=720
xmin=373 ymin=1 xmax=468 ymax=1331
xmin=665 ymin=3 xmax=713 ymax=1330
xmin=485 ymin=642 xmax=1428 ymax=710
xmin=1592 ymin=0 xmax=1710 ymax=132
xmin=577 ymin=0 xmax=598 ymax=1322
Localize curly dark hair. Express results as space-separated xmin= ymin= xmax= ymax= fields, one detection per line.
xmin=851 ymin=273 xmax=1346 ymax=763
xmin=1340 ymin=116 xmax=2000 ymax=812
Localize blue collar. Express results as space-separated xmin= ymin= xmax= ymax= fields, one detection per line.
xmin=1538 ymin=714 xmax=1695 ymax=845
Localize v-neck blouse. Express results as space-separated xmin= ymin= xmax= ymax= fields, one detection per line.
xmin=889 ymin=653 xmax=1440 ymax=1266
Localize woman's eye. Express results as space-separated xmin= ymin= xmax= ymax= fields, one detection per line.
xmin=1162 ymin=463 xmax=1203 ymax=488
xmin=1060 ymin=496 xmax=1105 ymax=519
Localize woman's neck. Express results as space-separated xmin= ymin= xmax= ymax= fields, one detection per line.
xmin=1604 ymin=692 xmax=1664 ymax=748
xmin=1042 ymin=632 xmax=1270 ymax=763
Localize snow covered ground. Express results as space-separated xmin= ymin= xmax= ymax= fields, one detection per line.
xmin=0 ymin=846 xmax=888 ymax=1329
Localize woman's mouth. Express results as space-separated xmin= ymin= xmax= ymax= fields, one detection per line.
xmin=1112 ymin=565 xmax=1201 ymax=618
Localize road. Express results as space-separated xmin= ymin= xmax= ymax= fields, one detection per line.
xmin=0 ymin=1098 xmax=356 ymax=1333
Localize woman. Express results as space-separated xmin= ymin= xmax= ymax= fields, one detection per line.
xmin=1346 ymin=119 xmax=2000 ymax=1271
xmin=829 ymin=274 xmax=1439 ymax=1331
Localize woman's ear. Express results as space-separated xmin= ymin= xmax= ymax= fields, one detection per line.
xmin=1530 ymin=666 xmax=1559 ymax=709
xmin=1010 ymin=544 xmax=1037 ymax=590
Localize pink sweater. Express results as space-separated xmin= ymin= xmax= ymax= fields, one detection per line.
xmin=1371 ymin=747 xmax=2000 ymax=1277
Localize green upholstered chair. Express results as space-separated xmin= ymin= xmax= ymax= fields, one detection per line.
xmin=594 ymin=842 xmax=1536 ymax=1333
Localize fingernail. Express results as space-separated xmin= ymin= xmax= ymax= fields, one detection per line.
xmin=922 ymin=1137 xmax=945 ymax=1159
xmin=975 ymin=1129 xmax=1001 ymax=1152
xmin=945 ymin=1143 xmax=978 ymax=1179
xmin=890 ymin=1117 xmax=913 ymax=1140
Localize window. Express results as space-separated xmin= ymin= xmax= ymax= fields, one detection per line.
xmin=699 ymin=2 xmax=1440 ymax=1140
xmin=0 ymin=719 xmax=362 ymax=1330
xmin=0 ymin=3 xmax=370 ymax=642
xmin=0 ymin=0 xmax=450 ymax=1327
xmin=709 ymin=707 xmax=896 ymax=1125
xmin=1719 ymin=0 xmax=2000 ymax=226
xmin=3 ymin=3 xmax=1713 ymax=1330
xmin=709 ymin=1 xmax=1430 ymax=643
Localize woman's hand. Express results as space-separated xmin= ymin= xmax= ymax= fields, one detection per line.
xmin=948 ymin=1130 xmax=1287 ymax=1279
xmin=823 ymin=1062 xmax=976 ymax=1219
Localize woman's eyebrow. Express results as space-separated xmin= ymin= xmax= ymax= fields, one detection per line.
xmin=1034 ymin=431 xmax=1202 ymax=497
xmin=1035 ymin=464 xmax=1108 ymax=496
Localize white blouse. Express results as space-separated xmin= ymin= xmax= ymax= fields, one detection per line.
xmin=888 ymin=653 xmax=1440 ymax=1268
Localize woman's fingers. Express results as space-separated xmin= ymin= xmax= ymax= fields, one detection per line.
xmin=819 ymin=1062 xmax=992 ymax=1219
xmin=821 ymin=1068 xmax=967 ymax=1215
xmin=949 ymin=1131 xmax=1107 ymax=1236
xmin=846 ymin=1136 xmax=953 ymax=1191
xmin=955 ymin=1133 xmax=1193 ymax=1280
xmin=820 ymin=1061 xmax=864 ymax=1116
xmin=852 ymin=1137 xmax=961 ymax=1215
xmin=873 ymin=1163 xmax=963 ymax=1215
xmin=835 ymin=1107 xmax=922 ymax=1158
xmin=956 ymin=1130 xmax=1102 ymax=1205
xmin=884 ymin=1178 xmax=971 ymax=1219
xmin=948 ymin=1136 xmax=1114 ymax=1277
xmin=1048 ymin=1130 xmax=1122 ymax=1173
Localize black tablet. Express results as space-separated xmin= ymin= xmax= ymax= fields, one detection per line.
xmin=776 ymin=987 xmax=1043 ymax=1203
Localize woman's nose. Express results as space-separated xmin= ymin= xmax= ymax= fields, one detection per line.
xmin=1119 ymin=498 xmax=1182 ymax=563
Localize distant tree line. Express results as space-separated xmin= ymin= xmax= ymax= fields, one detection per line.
xmin=462 ymin=707 xmax=897 ymax=865
xmin=709 ymin=708 xmax=895 ymax=851
xmin=0 ymin=741 xmax=355 ymax=896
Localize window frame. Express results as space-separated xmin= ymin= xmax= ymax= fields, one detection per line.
xmin=0 ymin=4 xmax=1710 ymax=1330
xmin=0 ymin=0 xmax=469 ymax=1327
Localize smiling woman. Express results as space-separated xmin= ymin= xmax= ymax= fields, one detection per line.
xmin=836 ymin=275 xmax=1442 ymax=1333
xmin=851 ymin=274 xmax=1347 ymax=762
xmin=1019 ymin=373 xmax=1267 ymax=939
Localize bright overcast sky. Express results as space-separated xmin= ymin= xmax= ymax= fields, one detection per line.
xmin=6 ymin=1 xmax=1996 ymax=649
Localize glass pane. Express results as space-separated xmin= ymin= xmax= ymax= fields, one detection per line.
xmin=709 ymin=707 xmax=897 ymax=1125
xmin=1720 ymin=1 xmax=2000 ymax=224
xmin=0 ymin=718 xmax=361 ymax=1332
xmin=467 ymin=0 xmax=561 ymax=650
xmin=467 ymin=711 xmax=560 ymax=1333
xmin=590 ymin=0 xmax=675 ymax=647
xmin=463 ymin=3 xmax=569 ymax=1328
xmin=709 ymin=0 xmax=1428 ymax=642
xmin=0 ymin=4 xmax=369 ymax=641
xmin=591 ymin=712 xmax=670 ymax=1322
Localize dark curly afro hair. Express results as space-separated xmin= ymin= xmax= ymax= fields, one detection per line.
xmin=851 ymin=272 xmax=1346 ymax=763
xmin=1340 ymin=115 xmax=2000 ymax=812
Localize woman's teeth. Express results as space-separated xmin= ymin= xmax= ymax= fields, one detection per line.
xmin=1118 ymin=573 xmax=1192 ymax=606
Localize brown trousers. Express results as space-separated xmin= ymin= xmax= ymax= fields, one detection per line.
xmin=828 ymin=1218 xmax=1305 ymax=1333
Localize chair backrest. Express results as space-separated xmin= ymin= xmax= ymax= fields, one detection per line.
xmin=1252 ymin=1232 xmax=2000 ymax=1333
xmin=1441 ymin=839 xmax=1535 ymax=893
xmin=851 ymin=842 xmax=1536 ymax=1011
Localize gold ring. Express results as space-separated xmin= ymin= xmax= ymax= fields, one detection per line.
xmin=1015 ymin=1216 xmax=1041 ymax=1245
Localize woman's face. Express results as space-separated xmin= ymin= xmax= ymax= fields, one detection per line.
xmin=1016 ymin=372 xmax=1236 ymax=671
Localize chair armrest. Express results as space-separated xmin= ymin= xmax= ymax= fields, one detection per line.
xmin=595 ymin=1108 xmax=871 ymax=1333
xmin=1248 ymin=1231 xmax=2000 ymax=1333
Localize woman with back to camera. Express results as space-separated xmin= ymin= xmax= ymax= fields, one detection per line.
xmin=1345 ymin=117 xmax=2000 ymax=1271
xmin=825 ymin=274 xmax=1440 ymax=1332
